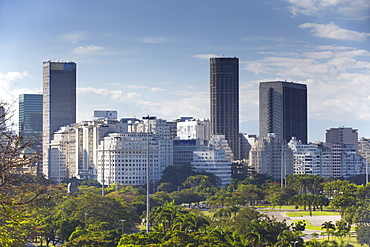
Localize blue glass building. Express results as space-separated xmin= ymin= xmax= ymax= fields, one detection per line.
xmin=19 ymin=94 xmax=43 ymax=148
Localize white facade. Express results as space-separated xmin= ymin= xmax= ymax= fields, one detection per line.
xmin=340 ymin=144 xmax=366 ymax=178
xmin=47 ymin=116 xmax=174 ymax=184
xmin=49 ymin=126 xmax=76 ymax=183
xmin=359 ymin=138 xmax=370 ymax=165
xmin=96 ymin=132 xmax=172 ymax=186
xmin=288 ymin=138 xmax=331 ymax=177
xmin=191 ymin=135 xmax=232 ymax=186
xmin=48 ymin=119 xmax=128 ymax=183
xmin=177 ymin=118 xmax=210 ymax=141
xmin=324 ymin=130 xmax=366 ymax=178
xmin=93 ymin=110 xmax=118 ymax=120
xmin=249 ymin=133 xmax=294 ymax=180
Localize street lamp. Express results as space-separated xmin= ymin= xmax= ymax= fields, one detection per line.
xmin=84 ymin=213 xmax=88 ymax=228
xmin=120 ymin=219 xmax=126 ymax=234
xmin=291 ymin=240 xmax=298 ymax=247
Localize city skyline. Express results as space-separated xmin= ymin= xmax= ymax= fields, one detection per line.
xmin=1 ymin=0 xmax=369 ymax=142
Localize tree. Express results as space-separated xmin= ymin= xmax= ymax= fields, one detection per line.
xmin=0 ymin=103 xmax=49 ymax=246
xmin=172 ymin=212 xmax=209 ymax=232
xmin=275 ymin=230 xmax=303 ymax=247
xmin=286 ymin=174 xmax=323 ymax=195
xmin=149 ymin=200 xmax=183 ymax=233
xmin=356 ymin=224 xmax=370 ymax=246
xmin=232 ymin=207 xmax=261 ymax=235
xmin=335 ymin=219 xmax=351 ymax=239
xmin=169 ymin=188 xmax=204 ymax=205
xmin=157 ymin=182 xmax=176 ymax=192
xmin=329 ymin=194 xmax=358 ymax=218
xmin=234 ymin=184 xmax=265 ymax=205
xmin=321 ymin=221 xmax=336 ymax=240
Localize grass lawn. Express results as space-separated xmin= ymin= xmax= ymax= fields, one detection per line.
xmin=316 ymin=235 xmax=365 ymax=247
xmin=286 ymin=210 xmax=340 ymax=217
xmin=292 ymin=219 xmax=322 ymax=231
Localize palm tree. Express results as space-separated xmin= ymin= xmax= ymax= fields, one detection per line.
xmin=321 ymin=221 xmax=336 ymax=240
xmin=246 ymin=219 xmax=275 ymax=247
xmin=275 ymin=230 xmax=303 ymax=247
xmin=173 ymin=212 xmax=209 ymax=232
xmin=149 ymin=200 xmax=182 ymax=233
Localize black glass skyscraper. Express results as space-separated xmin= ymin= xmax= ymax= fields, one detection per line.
xmin=42 ymin=61 xmax=76 ymax=179
xmin=259 ymin=81 xmax=307 ymax=144
xmin=210 ymin=57 xmax=239 ymax=160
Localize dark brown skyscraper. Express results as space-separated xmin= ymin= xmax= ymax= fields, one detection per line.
xmin=259 ymin=81 xmax=307 ymax=143
xmin=210 ymin=57 xmax=239 ymax=160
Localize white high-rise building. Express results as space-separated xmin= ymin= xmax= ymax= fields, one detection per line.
xmin=177 ymin=118 xmax=210 ymax=140
xmin=249 ymin=133 xmax=294 ymax=180
xmin=93 ymin=110 xmax=118 ymax=120
xmin=288 ymin=137 xmax=331 ymax=177
xmin=96 ymin=132 xmax=172 ymax=186
xmin=191 ymin=135 xmax=232 ymax=186
xmin=48 ymin=118 xmax=128 ymax=182
xmin=325 ymin=128 xmax=366 ymax=178
xmin=359 ymin=138 xmax=370 ymax=165
xmin=47 ymin=116 xmax=174 ymax=184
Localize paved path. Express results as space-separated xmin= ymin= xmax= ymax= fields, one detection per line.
xmin=259 ymin=209 xmax=342 ymax=241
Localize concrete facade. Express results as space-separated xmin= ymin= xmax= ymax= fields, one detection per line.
xmin=249 ymin=133 xmax=294 ymax=180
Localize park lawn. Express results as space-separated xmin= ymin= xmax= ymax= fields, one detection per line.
xmin=292 ymin=219 xmax=322 ymax=231
xmin=286 ymin=210 xmax=340 ymax=217
xmin=316 ymin=235 xmax=364 ymax=247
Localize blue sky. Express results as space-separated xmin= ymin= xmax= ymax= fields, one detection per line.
xmin=1 ymin=0 xmax=369 ymax=142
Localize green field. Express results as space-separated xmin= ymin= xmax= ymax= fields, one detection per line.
xmin=285 ymin=210 xmax=340 ymax=217
xmin=292 ymin=219 xmax=322 ymax=230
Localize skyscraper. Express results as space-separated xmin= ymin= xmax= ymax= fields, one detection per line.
xmin=42 ymin=61 xmax=76 ymax=179
xmin=210 ymin=57 xmax=239 ymax=160
xmin=19 ymin=94 xmax=43 ymax=147
xmin=259 ymin=81 xmax=307 ymax=144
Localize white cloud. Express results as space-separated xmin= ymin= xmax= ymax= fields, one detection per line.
xmin=61 ymin=31 xmax=86 ymax=43
xmin=125 ymin=85 xmax=147 ymax=89
xmin=287 ymin=0 xmax=370 ymax=19
xmin=299 ymin=23 xmax=370 ymax=41
xmin=193 ymin=54 xmax=219 ymax=60
xmin=78 ymin=87 xmax=140 ymax=100
xmin=0 ymin=71 xmax=34 ymax=101
xmin=243 ymin=45 xmax=370 ymax=122
xmin=150 ymin=87 xmax=166 ymax=92
xmin=139 ymin=36 xmax=169 ymax=44
xmin=73 ymin=45 xmax=105 ymax=54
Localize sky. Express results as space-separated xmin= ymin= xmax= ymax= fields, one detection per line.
xmin=0 ymin=0 xmax=369 ymax=142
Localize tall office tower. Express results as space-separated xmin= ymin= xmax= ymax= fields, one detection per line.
xmin=19 ymin=94 xmax=43 ymax=147
xmin=42 ymin=61 xmax=76 ymax=179
xmin=210 ymin=57 xmax=239 ymax=160
xmin=259 ymin=81 xmax=307 ymax=144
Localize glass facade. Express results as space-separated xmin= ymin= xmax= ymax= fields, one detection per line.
xmin=19 ymin=94 xmax=43 ymax=148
